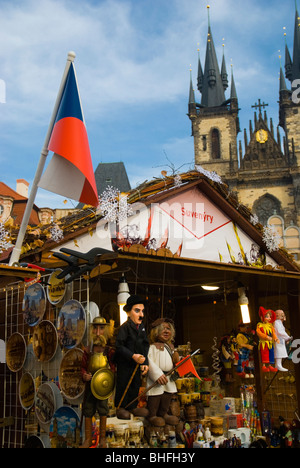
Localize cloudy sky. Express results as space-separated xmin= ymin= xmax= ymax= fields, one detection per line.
xmin=0 ymin=0 xmax=297 ymax=208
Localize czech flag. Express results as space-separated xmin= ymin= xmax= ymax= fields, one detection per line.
xmin=39 ymin=62 xmax=98 ymax=207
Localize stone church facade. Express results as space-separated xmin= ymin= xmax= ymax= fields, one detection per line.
xmin=188 ymin=5 xmax=300 ymax=261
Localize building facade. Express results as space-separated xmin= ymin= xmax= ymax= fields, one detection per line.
xmin=188 ymin=5 xmax=300 ymax=261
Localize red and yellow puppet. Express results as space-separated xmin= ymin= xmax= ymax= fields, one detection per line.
xmin=256 ymin=307 xmax=280 ymax=372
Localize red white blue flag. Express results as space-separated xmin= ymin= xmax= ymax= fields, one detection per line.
xmin=39 ymin=63 xmax=98 ymax=207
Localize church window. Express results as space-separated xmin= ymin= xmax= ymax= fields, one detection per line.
xmin=211 ymin=128 xmax=221 ymax=159
xmin=253 ymin=194 xmax=282 ymax=226
xmin=284 ymin=226 xmax=300 ymax=252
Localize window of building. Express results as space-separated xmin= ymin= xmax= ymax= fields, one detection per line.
xmin=284 ymin=226 xmax=300 ymax=252
xmin=253 ymin=194 xmax=282 ymax=227
xmin=211 ymin=128 xmax=221 ymax=159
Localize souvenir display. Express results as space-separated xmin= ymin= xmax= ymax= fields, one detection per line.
xmin=57 ymin=299 xmax=86 ymax=349
xmin=80 ymin=316 xmax=115 ymax=448
xmin=32 ymin=320 xmax=58 ymax=362
xmin=256 ymin=307 xmax=279 ymax=372
xmin=6 ymin=332 xmax=27 ymax=372
xmin=219 ymin=335 xmax=235 ymax=382
xmin=49 ymin=406 xmax=81 ymax=448
xmin=146 ymin=318 xmax=180 ymax=427
xmin=19 ymin=372 xmax=35 ymax=410
xmin=22 ymin=283 xmax=46 ymax=326
xmin=23 ymin=343 xmax=42 ymax=375
xmin=46 ymin=269 xmax=67 ymax=305
xmin=59 ymin=348 xmax=85 ymax=403
xmin=42 ymin=345 xmax=62 ymax=380
xmin=274 ymin=309 xmax=292 ymax=372
xmin=35 ymin=382 xmax=63 ymax=426
xmin=114 ymin=295 xmax=149 ymax=420
xmin=235 ymin=322 xmax=255 ymax=378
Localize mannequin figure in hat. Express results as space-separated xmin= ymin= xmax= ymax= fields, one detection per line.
xmin=114 ymin=295 xmax=149 ymax=420
xmin=256 ymin=307 xmax=279 ymax=372
xmin=146 ymin=318 xmax=180 ymax=427
xmin=274 ymin=310 xmax=292 ymax=372
xmin=80 ymin=316 xmax=115 ymax=448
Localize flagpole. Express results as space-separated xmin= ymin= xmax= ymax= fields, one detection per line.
xmin=9 ymin=51 xmax=76 ymax=266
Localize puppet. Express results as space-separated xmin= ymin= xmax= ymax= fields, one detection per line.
xmin=114 ymin=295 xmax=150 ymax=420
xmin=256 ymin=307 xmax=279 ymax=372
xmin=219 ymin=335 xmax=235 ymax=382
xmin=236 ymin=322 xmax=255 ymax=378
xmin=80 ymin=316 xmax=115 ymax=448
xmin=274 ymin=309 xmax=292 ymax=372
xmin=146 ymin=318 xmax=180 ymax=426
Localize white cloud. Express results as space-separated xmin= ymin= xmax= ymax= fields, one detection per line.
xmin=0 ymin=0 xmax=296 ymax=209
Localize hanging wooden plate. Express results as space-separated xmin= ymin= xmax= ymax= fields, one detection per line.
xmin=23 ymin=283 xmax=46 ymax=327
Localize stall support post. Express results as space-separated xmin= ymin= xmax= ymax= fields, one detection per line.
xmin=287 ymin=277 xmax=300 ymax=417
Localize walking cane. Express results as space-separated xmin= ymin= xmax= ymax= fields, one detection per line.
xmin=117 ymin=362 xmax=140 ymax=409
xmin=124 ymin=348 xmax=201 ymax=410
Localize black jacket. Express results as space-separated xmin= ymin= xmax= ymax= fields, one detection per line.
xmin=114 ymin=318 xmax=149 ymax=409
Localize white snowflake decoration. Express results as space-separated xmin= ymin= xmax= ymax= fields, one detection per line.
xmin=50 ymin=224 xmax=64 ymax=243
xmin=174 ymin=174 xmax=182 ymax=187
xmin=195 ymin=164 xmax=222 ymax=184
xmin=262 ymin=224 xmax=281 ymax=252
xmin=99 ymin=186 xmax=133 ymax=223
xmin=118 ymin=193 xmax=133 ymax=222
xmin=250 ymin=214 xmax=259 ymax=226
xmin=0 ymin=223 xmax=10 ymax=253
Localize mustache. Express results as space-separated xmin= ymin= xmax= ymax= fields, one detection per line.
xmin=92 ymin=335 xmax=107 ymax=346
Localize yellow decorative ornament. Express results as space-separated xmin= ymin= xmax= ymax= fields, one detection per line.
xmin=256 ymin=129 xmax=268 ymax=144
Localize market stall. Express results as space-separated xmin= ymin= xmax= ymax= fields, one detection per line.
xmin=1 ymin=172 xmax=300 ymax=448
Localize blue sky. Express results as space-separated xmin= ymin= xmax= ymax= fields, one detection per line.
xmin=0 ymin=0 xmax=297 ymax=208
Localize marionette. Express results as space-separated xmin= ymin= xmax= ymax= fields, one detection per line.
xmin=80 ymin=316 xmax=115 ymax=448
xmin=236 ymin=322 xmax=255 ymax=378
xmin=274 ymin=309 xmax=292 ymax=372
xmin=256 ymin=307 xmax=279 ymax=372
xmin=278 ymin=416 xmax=287 ymax=449
xmin=292 ymin=419 xmax=300 ymax=448
xmin=146 ymin=318 xmax=180 ymax=426
xmin=114 ymin=295 xmax=150 ymax=420
xmin=219 ymin=335 xmax=235 ymax=382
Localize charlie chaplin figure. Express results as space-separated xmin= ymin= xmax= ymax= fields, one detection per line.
xmin=114 ymin=295 xmax=149 ymax=419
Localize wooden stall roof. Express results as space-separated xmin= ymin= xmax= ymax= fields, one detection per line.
xmin=0 ymin=263 xmax=41 ymax=278
xmin=2 ymin=169 xmax=300 ymax=277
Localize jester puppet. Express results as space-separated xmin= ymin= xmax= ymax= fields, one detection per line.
xmin=256 ymin=306 xmax=279 ymax=372
xmin=80 ymin=316 xmax=115 ymax=448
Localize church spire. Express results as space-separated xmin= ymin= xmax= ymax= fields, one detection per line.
xmin=284 ymin=3 xmax=300 ymax=82
xmin=200 ymin=5 xmax=226 ymax=107
xmin=230 ymin=64 xmax=238 ymax=101
xmin=221 ymin=43 xmax=228 ymax=91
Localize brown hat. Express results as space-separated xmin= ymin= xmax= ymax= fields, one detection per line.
xmin=150 ymin=317 xmax=175 ymax=329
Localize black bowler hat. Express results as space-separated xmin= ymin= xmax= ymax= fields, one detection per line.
xmin=123 ymin=295 xmax=145 ymax=312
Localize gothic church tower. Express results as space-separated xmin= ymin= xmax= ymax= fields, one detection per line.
xmin=188 ymin=4 xmax=300 ymax=262
xmin=188 ymin=6 xmax=240 ymax=177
